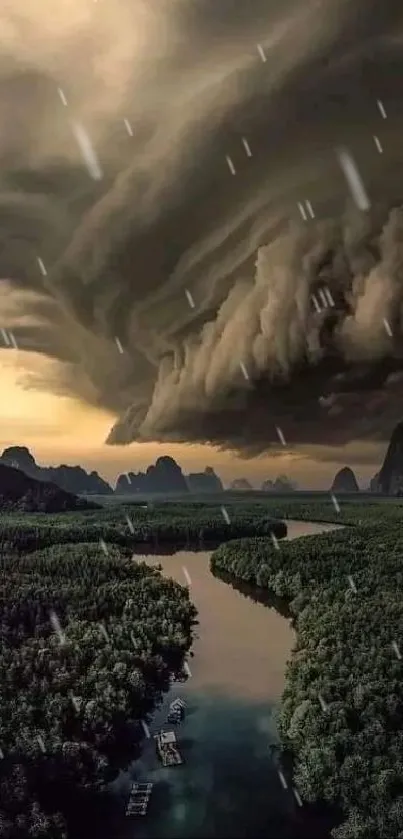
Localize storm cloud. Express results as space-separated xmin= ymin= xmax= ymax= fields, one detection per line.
xmin=2 ymin=0 xmax=403 ymax=454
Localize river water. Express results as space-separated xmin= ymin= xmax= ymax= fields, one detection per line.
xmin=110 ymin=520 xmax=342 ymax=839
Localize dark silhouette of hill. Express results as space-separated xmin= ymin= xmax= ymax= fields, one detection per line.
xmin=369 ymin=471 xmax=380 ymax=492
xmin=186 ymin=467 xmax=223 ymax=493
xmin=330 ymin=466 xmax=359 ymax=493
xmin=0 ymin=446 xmax=112 ymax=495
xmin=261 ymin=476 xmax=297 ymax=492
xmin=377 ymin=421 xmax=403 ymax=495
xmin=1 ymin=447 xmax=221 ymax=497
xmin=0 ymin=462 xmax=99 ymax=511
xmin=115 ymin=455 xmax=189 ymax=495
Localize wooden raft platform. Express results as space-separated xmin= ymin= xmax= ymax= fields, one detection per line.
xmin=155 ymin=730 xmax=183 ymax=766
xmin=125 ymin=782 xmax=153 ymax=816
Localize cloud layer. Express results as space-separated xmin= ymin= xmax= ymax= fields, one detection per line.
xmin=2 ymin=0 xmax=403 ymax=454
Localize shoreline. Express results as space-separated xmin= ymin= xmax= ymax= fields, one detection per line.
xmin=108 ymin=519 xmax=343 ymax=838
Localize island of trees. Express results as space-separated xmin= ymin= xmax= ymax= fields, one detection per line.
xmin=0 ymin=535 xmax=197 ymax=837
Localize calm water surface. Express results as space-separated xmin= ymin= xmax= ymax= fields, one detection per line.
xmin=110 ymin=520 xmax=342 ymax=839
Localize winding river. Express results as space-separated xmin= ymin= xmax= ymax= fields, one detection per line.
xmin=110 ymin=520 xmax=343 ymax=839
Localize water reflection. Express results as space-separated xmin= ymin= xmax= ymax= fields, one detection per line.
xmin=112 ymin=694 xmax=300 ymax=839
xmin=212 ymin=566 xmax=293 ymax=622
xmin=143 ymin=550 xmax=295 ymax=699
xmin=108 ymin=520 xmax=343 ymax=839
xmin=130 ymin=539 xmax=224 ymax=556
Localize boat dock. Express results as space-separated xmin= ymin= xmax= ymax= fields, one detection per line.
xmin=125 ymin=782 xmax=153 ymax=816
xmin=155 ymin=730 xmax=183 ymax=766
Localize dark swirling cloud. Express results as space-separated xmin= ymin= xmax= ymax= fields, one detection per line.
xmin=2 ymin=0 xmax=403 ymax=455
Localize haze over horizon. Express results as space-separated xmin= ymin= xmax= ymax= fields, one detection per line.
xmin=0 ymin=360 xmax=384 ymax=488
xmin=1 ymin=0 xmax=403 ymax=488
xmin=0 ymin=342 xmax=384 ymax=489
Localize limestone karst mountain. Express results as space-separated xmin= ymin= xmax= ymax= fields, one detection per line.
xmin=0 ymin=446 xmax=112 ymax=495
xmin=331 ymin=466 xmax=359 ymax=493
xmin=0 ymin=462 xmax=99 ymax=512
xmin=186 ymin=467 xmax=223 ymax=493
xmin=369 ymin=472 xmax=380 ymax=492
xmin=377 ymin=422 xmax=403 ymax=495
xmin=115 ymin=456 xmax=189 ymax=494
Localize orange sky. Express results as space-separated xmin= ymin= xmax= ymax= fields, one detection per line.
xmin=0 ymin=350 xmax=383 ymax=489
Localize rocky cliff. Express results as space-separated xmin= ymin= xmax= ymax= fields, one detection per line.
xmin=331 ymin=466 xmax=359 ymax=493
xmin=116 ymin=456 xmax=189 ymax=495
xmin=369 ymin=472 xmax=381 ymax=492
xmin=377 ymin=422 xmax=403 ymax=494
xmin=0 ymin=446 xmax=112 ymax=495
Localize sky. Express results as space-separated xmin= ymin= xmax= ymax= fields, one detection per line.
xmin=0 ymin=351 xmax=384 ymax=487
xmin=0 ymin=0 xmax=402 ymax=489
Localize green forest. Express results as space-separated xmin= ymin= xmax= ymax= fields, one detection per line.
xmin=0 ymin=503 xmax=287 ymax=554
xmin=2 ymin=496 xmax=403 ymax=838
xmin=0 ymin=530 xmax=197 ymax=837
xmin=211 ymin=503 xmax=403 ymax=839
xmin=0 ymin=501 xmax=286 ymax=837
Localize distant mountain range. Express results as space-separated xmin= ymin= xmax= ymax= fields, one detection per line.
xmin=116 ymin=459 xmax=225 ymax=494
xmin=0 ymin=447 xmax=225 ymax=496
xmin=3 ymin=435 xmax=403 ymax=498
xmin=0 ymin=462 xmax=98 ymax=512
xmin=231 ymin=475 xmax=298 ymax=492
xmin=261 ymin=475 xmax=298 ymax=492
xmin=10 ymin=430 xmax=403 ymax=498
xmin=0 ymin=445 xmax=301 ymax=497
xmin=116 ymin=466 xmax=298 ymax=494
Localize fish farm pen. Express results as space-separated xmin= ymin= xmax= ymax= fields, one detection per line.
xmin=125 ymin=698 xmax=186 ymax=818
xmin=125 ymin=782 xmax=154 ymax=816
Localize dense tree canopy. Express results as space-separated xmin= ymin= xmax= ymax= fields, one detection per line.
xmin=0 ymin=503 xmax=287 ymax=555
xmin=0 ymin=533 xmax=197 ymax=838
xmin=211 ymin=504 xmax=403 ymax=839
xmin=0 ymin=500 xmax=289 ymax=836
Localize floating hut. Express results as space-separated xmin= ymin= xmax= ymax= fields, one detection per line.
xmin=155 ymin=730 xmax=183 ymax=766
xmin=125 ymin=782 xmax=153 ymax=816
xmin=167 ymin=697 xmax=186 ymax=724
